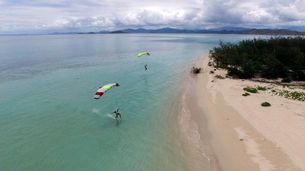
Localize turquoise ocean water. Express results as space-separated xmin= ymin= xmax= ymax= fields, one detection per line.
xmin=0 ymin=34 xmax=262 ymax=171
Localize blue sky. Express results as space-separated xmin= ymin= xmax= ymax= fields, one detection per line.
xmin=0 ymin=0 xmax=304 ymax=33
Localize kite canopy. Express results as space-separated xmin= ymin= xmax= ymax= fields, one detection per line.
xmin=94 ymin=83 xmax=119 ymax=99
xmin=137 ymin=51 xmax=150 ymax=57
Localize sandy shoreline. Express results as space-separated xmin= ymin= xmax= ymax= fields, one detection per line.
xmin=179 ymin=72 xmax=220 ymax=171
xmin=180 ymin=55 xmax=305 ymax=171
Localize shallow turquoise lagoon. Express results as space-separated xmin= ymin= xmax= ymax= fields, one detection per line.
xmin=0 ymin=34 xmax=263 ymax=171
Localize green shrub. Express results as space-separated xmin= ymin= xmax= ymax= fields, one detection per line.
xmin=242 ymin=92 xmax=250 ymax=96
xmin=215 ymin=75 xmax=225 ymax=79
xmin=257 ymin=86 xmax=267 ymax=91
xmin=290 ymin=91 xmax=305 ymax=101
xmin=273 ymin=90 xmax=305 ymax=101
xmin=261 ymin=102 xmax=271 ymax=107
xmin=243 ymin=87 xmax=258 ymax=93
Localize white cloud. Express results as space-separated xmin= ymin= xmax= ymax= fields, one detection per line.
xmin=0 ymin=0 xmax=304 ymax=33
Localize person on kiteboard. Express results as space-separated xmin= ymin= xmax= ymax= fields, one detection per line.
xmin=113 ymin=108 xmax=121 ymax=119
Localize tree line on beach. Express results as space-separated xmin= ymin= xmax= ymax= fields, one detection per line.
xmin=209 ymin=37 xmax=305 ymax=81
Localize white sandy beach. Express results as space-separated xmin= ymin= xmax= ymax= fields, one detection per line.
xmin=181 ymin=55 xmax=305 ymax=171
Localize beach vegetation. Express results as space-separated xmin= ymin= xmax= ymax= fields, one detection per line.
xmin=257 ymin=86 xmax=267 ymax=91
xmin=272 ymin=90 xmax=305 ymax=101
xmin=243 ymin=86 xmax=258 ymax=93
xmin=215 ymin=75 xmax=225 ymax=79
xmin=261 ymin=102 xmax=271 ymax=107
xmin=242 ymin=92 xmax=250 ymax=96
xmin=191 ymin=67 xmax=201 ymax=74
xmin=210 ymin=37 xmax=305 ymax=81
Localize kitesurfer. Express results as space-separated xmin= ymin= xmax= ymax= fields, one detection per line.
xmin=144 ymin=64 xmax=148 ymax=71
xmin=113 ymin=108 xmax=121 ymax=119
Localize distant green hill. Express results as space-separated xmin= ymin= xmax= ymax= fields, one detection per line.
xmin=241 ymin=29 xmax=304 ymax=35
xmin=48 ymin=27 xmax=305 ymax=35
xmin=108 ymin=28 xmax=305 ymax=35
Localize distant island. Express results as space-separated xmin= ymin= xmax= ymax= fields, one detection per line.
xmin=110 ymin=28 xmax=305 ymax=35
xmin=51 ymin=27 xmax=305 ymax=36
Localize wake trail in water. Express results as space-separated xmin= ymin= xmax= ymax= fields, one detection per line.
xmin=106 ymin=113 xmax=116 ymax=120
xmin=92 ymin=108 xmax=117 ymax=120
